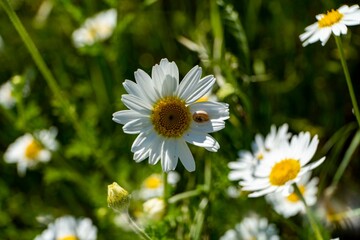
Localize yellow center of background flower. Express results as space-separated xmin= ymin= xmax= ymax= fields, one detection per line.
xmin=144 ymin=175 xmax=162 ymax=189
xmin=57 ymin=236 xmax=79 ymax=240
xmin=25 ymin=140 xmax=42 ymax=160
xmin=318 ymin=9 xmax=343 ymax=28
xmin=287 ymin=185 xmax=305 ymax=202
xmin=151 ymin=96 xmax=191 ymax=138
xmin=269 ymin=159 xmax=300 ymax=186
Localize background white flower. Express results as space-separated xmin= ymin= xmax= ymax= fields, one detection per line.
xmin=300 ymin=5 xmax=360 ymax=46
xmin=241 ymin=132 xmax=325 ymax=197
xmin=34 ymin=215 xmax=97 ymax=240
xmin=72 ymin=9 xmax=117 ymax=48
xmin=220 ymin=214 xmax=280 ymax=240
xmin=3 ymin=127 xmax=58 ymax=176
xmin=112 ymin=58 xmax=229 ymax=172
xmin=0 ymin=81 xmax=16 ymax=109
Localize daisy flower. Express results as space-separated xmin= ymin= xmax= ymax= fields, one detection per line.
xmin=0 ymin=81 xmax=16 ymax=109
xmin=3 ymin=127 xmax=58 ymax=176
xmin=300 ymin=5 xmax=360 ymax=46
xmin=220 ymin=214 xmax=280 ymax=240
xmin=112 ymin=58 xmax=229 ymax=172
xmin=228 ymin=124 xmax=291 ymax=182
xmin=266 ymin=172 xmax=319 ymax=218
xmin=72 ymin=9 xmax=117 ymax=48
xmin=34 ymin=215 xmax=97 ymax=240
xmin=136 ymin=173 xmax=164 ymax=200
xmin=240 ymin=131 xmax=325 ymax=198
xmin=142 ymin=197 xmax=165 ymax=222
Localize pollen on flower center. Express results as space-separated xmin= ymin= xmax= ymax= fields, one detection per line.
xmin=25 ymin=140 xmax=42 ymax=160
xmin=57 ymin=236 xmax=79 ymax=240
xmin=318 ymin=9 xmax=343 ymax=28
xmin=287 ymin=185 xmax=305 ymax=202
xmin=151 ymin=96 xmax=191 ymax=138
xmin=269 ymin=159 xmax=300 ymax=186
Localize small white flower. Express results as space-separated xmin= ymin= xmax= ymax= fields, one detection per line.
xmin=228 ymin=124 xmax=291 ymax=182
xmin=3 ymin=127 xmax=58 ymax=176
xmin=112 ymin=58 xmax=229 ymax=172
xmin=220 ymin=214 xmax=280 ymax=240
xmin=34 ymin=215 xmax=97 ymax=240
xmin=72 ymin=9 xmax=117 ymax=48
xmin=167 ymin=171 xmax=180 ymax=186
xmin=142 ymin=197 xmax=165 ymax=221
xmin=0 ymin=81 xmax=16 ymax=109
xmin=136 ymin=174 xmax=164 ymax=200
xmin=266 ymin=172 xmax=319 ymax=218
xmin=240 ymin=132 xmax=325 ymax=198
xmin=300 ymin=5 xmax=360 ymax=46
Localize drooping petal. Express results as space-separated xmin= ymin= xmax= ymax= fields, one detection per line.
xmin=184 ymin=131 xmax=220 ymax=152
xmin=178 ymin=140 xmax=195 ymax=172
xmin=161 ymin=139 xmax=179 ymax=172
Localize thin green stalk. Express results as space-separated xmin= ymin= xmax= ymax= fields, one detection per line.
xmin=293 ymin=183 xmax=324 ymax=240
xmin=331 ymin=129 xmax=360 ymax=188
xmin=126 ymin=210 xmax=153 ymax=240
xmin=163 ymin=172 xmax=169 ymax=208
xmin=0 ymin=0 xmax=81 ymax=131
xmin=189 ymin=157 xmax=212 ymax=240
xmin=334 ymin=36 xmax=360 ymax=127
xmin=168 ymin=188 xmax=204 ymax=204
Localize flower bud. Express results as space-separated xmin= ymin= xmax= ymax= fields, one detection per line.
xmin=107 ymin=182 xmax=130 ymax=212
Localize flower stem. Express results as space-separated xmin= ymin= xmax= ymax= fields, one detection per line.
xmin=331 ymin=129 xmax=360 ymax=188
xmin=126 ymin=210 xmax=153 ymax=240
xmin=163 ymin=172 xmax=168 ymax=209
xmin=293 ymin=183 xmax=324 ymax=240
xmin=334 ymin=36 xmax=360 ymax=127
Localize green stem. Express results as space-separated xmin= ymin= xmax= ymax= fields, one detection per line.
xmin=334 ymin=36 xmax=360 ymax=127
xmin=126 ymin=210 xmax=153 ymax=240
xmin=293 ymin=183 xmax=324 ymax=240
xmin=0 ymin=0 xmax=81 ymax=131
xmin=331 ymin=129 xmax=360 ymax=188
xmin=163 ymin=172 xmax=168 ymax=209
xmin=168 ymin=188 xmax=204 ymax=204
xmin=189 ymin=157 xmax=212 ymax=240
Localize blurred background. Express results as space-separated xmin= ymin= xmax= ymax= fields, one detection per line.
xmin=1 ymin=0 xmax=360 ymax=239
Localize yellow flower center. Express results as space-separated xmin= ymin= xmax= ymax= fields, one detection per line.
xmin=287 ymin=185 xmax=306 ymax=203
xmin=25 ymin=140 xmax=42 ymax=160
xmin=269 ymin=159 xmax=300 ymax=186
xmin=151 ymin=96 xmax=191 ymax=138
xmin=58 ymin=236 xmax=79 ymax=240
xmin=318 ymin=9 xmax=343 ymax=28
xmin=144 ymin=175 xmax=162 ymax=189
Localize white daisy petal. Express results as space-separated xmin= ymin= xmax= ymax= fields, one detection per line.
xmin=184 ymin=75 xmax=216 ymax=103
xmin=184 ymin=132 xmax=220 ymax=152
xmin=161 ymin=139 xmax=179 ymax=172
xmin=121 ymin=94 xmax=152 ymax=113
xmin=177 ymin=66 xmax=202 ymax=99
xmin=122 ymin=118 xmax=152 ymax=134
xmin=112 ymin=110 xmax=145 ymax=125
xmin=178 ymin=140 xmax=196 ymax=172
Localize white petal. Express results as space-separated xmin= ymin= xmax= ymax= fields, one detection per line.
xmin=184 ymin=75 xmax=216 ymax=103
xmin=184 ymin=131 xmax=220 ymax=152
xmin=161 ymin=139 xmax=179 ymax=172
xmin=177 ymin=66 xmax=202 ymax=99
xmin=151 ymin=63 xmax=166 ymax=92
xmin=121 ymin=94 xmax=152 ymax=113
xmin=161 ymin=74 xmax=178 ymax=97
xmin=123 ymin=118 xmax=152 ymax=134
xmin=123 ymin=80 xmax=142 ymax=97
xmin=148 ymin=137 xmax=163 ymax=165
xmin=178 ymin=140 xmax=195 ymax=172
xmin=190 ymin=120 xmax=225 ymax=133
xmin=112 ymin=110 xmax=145 ymax=125
xmin=134 ymin=69 xmax=159 ymax=102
